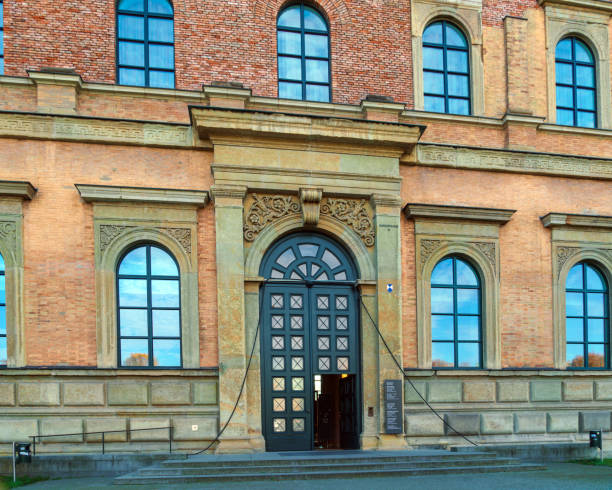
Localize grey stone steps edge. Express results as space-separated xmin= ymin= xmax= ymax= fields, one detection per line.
xmin=136 ymin=458 xmax=526 ymax=476
xmin=114 ymin=463 xmax=546 ymax=485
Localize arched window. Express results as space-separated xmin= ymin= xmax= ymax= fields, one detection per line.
xmin=277 ymin=3 xmax=330 ymax=102
xmin=565 ymin=262 xmax=609 ymax=368
xmin=0 ymin=252 xmax=5 ymax=366
xmin=555 ymin=37 xmax=596 ymax=128
xmin=117 ymin=0 xmax=175 ymax=88
xmin=423 ymin=20 xmax=470 ymax=115
xmin=117 ymin=244 xmax=181 ymax=367
xmin=431 ymin=256 xmax=481 ymax=368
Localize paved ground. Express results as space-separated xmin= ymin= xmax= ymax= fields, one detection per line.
xmin=23 ymin=463 xmax=612 ymax=489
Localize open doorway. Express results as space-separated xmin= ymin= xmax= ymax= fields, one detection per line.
xmin=313 ymin=374 xmax=359 ymax=449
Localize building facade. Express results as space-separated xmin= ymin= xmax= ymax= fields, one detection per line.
xmin=0 ymin=0 xmax=611 ymax=454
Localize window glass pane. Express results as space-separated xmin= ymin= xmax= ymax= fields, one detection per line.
xmin=153 ymin=339 xmax=181 ymax=366
xmin=423 ymin=22 xmax=443 ymax=44
xmin=119 ymin=247 xmax=147 ymax=275
xmin=457 ymin=289 xmax=478 ymax=314
xmin=587 ymin=293 xmax=605 ymax=317
xmin=150 ymin=247 xmax=178 ymax=276
xmin=432 ymin=342 xmax=454 ymax=367
xmin=448 ymin=74 xmax=469 ymax=97
xmin=0 ymin=307 xmax=5 ymax=336
xmin=278 ymin=6 xmax=301 ymax=28
xmin=587 ymin=319 xmax=604 ymax=342
xmin=149 ymin=70 xmax=174 ymax=88
xmin=431 ymin=258 xmax=453 ymax=285
xmin=576 ymin=65 xmax=595 ymax=87
xmin=445 ymin=24 xmax=467 ymax=47
xmin=423 ymin=71 xmax=444 ymax=95
xmin=119 ymin=279 xmax=147 ymax=307
xmin=566 ymin=292 xmax=583 ymax=316
xmin=279 ymin=81 xmax=302 ymax=99
xmin=119 ymin=0 xmax=144 ymax=11
xmin=303 ymin=7 xmax=327 ymax=31
xmin=305 ymin=84 xmax=329 ymax=102
xmin=153 ymin=309 xmax=180 ymax=337
xmin=305 ymin=59 xmax=328 ymax=83
xmin=0 ymin=276 xmax=4 ymax=304
xmin=305 ymin=34 xmax=328 ymax=57
xmin=566 ymin=264 xmax=583 ymax=289
xmin=574 ymin=40 xmax=593 ymax=63
xmin=119 ymin=41 xmax=145 ymax=67
xmin=566 ymin=344 xmax=584 ymax=367
xmin=423 ymin=47 xmax=443 ymax=70
xmin=120 ymin=308 xmax=148 ymax=337
xmin=588 ymin=344 xmax=606 ymax=367
xmin=431 ymin=288 xmax=453 ymax=314
xmin=586 ymin=265 xmax=605 ymax=290
xmin=447 ymin=50 xmax=468 ymax=73
xmin=148 ymin=0 xmax=173 ymax=14
xmin=556 ymin=108 xmax=574 ymax=126
xmin=279 ymin=56 xmax=302 ymax=81
xmin=458 ymin=343 xmax=479 ymax=367
xmin=0 ymin=253 xmax=4 ymax=272
xmin=120 ymin=339 xmax=149 ymax=366
xmin=566 ymin=317 xmax=583 ymax=342
xmin=456 ymin=260 xmax=477 ymax=286
xmin=149 ymin=17 xmax=173 ymax=43
xmin=149 ymin=44 xmax=174 ymax=69
xmin=118 ymin=15 xmax=144 ymax=40
xmin=151 ymin=279 xmax=179 ymax=307
xmin=119 ymin=68 xmax=145 ymax=86
xmin=432 ymin=315 xmax=453 ymax=341
xmin=457 ymin=316 xmax=479 ymax=341
xmin=278 ymin=31 xmax=301 ymax=56
xmin=0 ymin=337 xmax=6 ymax=366
xmin=424 ymin=95 xmax=445 ymax=113
xmin=555 ymin=38 xmax=572 ymax=60
xmin=556 ymin=86 xmax=573 ymax=108
xmin=448 ymin=98 xmax=469 ymax=115
xmin=577 ymin=111 xmax=596 ymax=128
xmin=555 ymin=62 xmax=573 ymax=84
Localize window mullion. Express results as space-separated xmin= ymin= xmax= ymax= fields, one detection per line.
xmin=300 ymin=4 xmax=306 ymax=101
xmin=146 ymin=245 xmax=154 ymax=367
xmin=452 ymin=257 xmax=459 ymax=368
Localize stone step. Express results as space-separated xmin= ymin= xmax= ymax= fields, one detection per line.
xmin=136 ymin=457 xmax=522 ymax=476
xmin=114 ymin=463 xmax=546 ymax=485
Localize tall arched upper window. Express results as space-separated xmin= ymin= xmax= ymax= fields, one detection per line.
xmin=423 ymin=20 xmax=470 ymax=115
xmin=117 ymin=244 xmax=181 ymax=367
xmin=117 ymin=0 xmax=175 ymax=89
xmin=555 ymin=37 xmax=596 ymax=128
xmin=277 ymin=3 xmax=330 ymax=102
xmin=431 ymin=256 xmax=481 ymax=368
xmin=0 ymin=253 xmax=6 ymax=366
xmin=565 ymin=262 xmax=609 ymax=368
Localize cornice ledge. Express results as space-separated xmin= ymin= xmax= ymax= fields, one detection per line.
xmin=28 ymin=70 xmax=83 ymax=89
xmin=538 ymin=0 xmax=612 ymax=13
xmin=370 ymin=193 xmax=403 ymax=208
xmin=541 ymin=212 xmax=612 ymax=229
xmin=538 ymin=123 xmax=612 ymax=137
xmin=404 ymin=203 xmax=516 ymax=223
xmin=75 ymin=184 xmax=209 ymax=207
xmin=210 ymin=184 xmax=248 ymax=201
xmin=503 ymin=113 xmax=546 ymax=126
xmin=0 ymin=180 xmax=37 ymax=200
xmin=191 ymin=107 xmax=423 ymax=150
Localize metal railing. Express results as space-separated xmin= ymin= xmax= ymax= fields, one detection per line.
xmin=29 ymin=426 xmax=174 ymax=456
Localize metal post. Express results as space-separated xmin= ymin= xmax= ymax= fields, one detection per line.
xmin=601 ymin=428 xmax=604 ymax=463
xmin=12 ymin=441 xmax=16 ymax=483
xmin=31 ymin=436 xmax=36 ymax=457
xmin=169 ymin=426 xmax=172 ymax=453
xmin=102 ymin=432 xmax=105 ymax=455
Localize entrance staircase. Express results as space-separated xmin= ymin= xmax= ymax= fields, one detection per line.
xmin=113 ymin=449 xmax=545 ymax=485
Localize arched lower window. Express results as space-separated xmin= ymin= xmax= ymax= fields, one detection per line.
xmin=277 ymin=3 xmax=330 ymax=102
xmin=423 ymin=20 xmax=470 ymax=115
xmin=431 ymin=256 xmax=481 ymax=368
xmin=117 ymin=244 xmax=181 ymax=367
xmin=565 ymin=262 xmax=609 ymax=368
xmin=0 ymin=252 xmax=6 ymax=366
xmin=555 ymin=37 xmax=596 ymax=128
xmin=117 ymin=0 xmax=175 ymax=88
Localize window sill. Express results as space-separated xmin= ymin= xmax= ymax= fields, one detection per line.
xmin=404 ymin=368 xmax=612 ymax=377
xmin=539 ymin=123 xmax=612 ymax=137
xmin=0 ymin=367 xmax=219 ymax=377
xmin=401 ymin=110 xmax=503 ymax=127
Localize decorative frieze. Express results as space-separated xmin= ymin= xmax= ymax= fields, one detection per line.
xmin=473 ymin=242 xmax=496 ymax=270
xmin=556 ymin=246 xmax=580 ymax=271
xmin=99 ymin=224 xmax=192 ymax=257
xmin=100 ymin=225 xmax=134 ymax=252
xmin=321 ymin=198 xmax=375 ymax=247
xmin=0 ymin=221 xmax=16 ymax=246
xmin=243 ymin=194 xmax=301 ymax=242
xmin=420 ymin=239 xmax=443 ymax=267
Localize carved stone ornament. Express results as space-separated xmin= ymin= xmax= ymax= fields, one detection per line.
xmin=420 ymin=239 xmax=443 ymax=267
xmin=164 ymin=228 xmax=192 ymax=255
xmin=0 ymin=221 xmax=17 ymax=245
xmin=556 ymin=246 xmax=580 ymax=271
xmin=100 ymin=225 xmax=134 ymax=252
xmin=99 ymin=224 xmax=192 ymax=256
xmin=320 ymin=198 xmax=375 ymax=247
xmin=243 ymin=194 xmax=301 ymax=242
xmin=299 ymin=188 xmax=323 ymax=226
xmin=473 ymin=242 xmax=496 ymax=270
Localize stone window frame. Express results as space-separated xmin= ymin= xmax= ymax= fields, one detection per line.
xmin=542 ymin=4 xmax=612 ymax=129
xmin=405 ymin=204 xmax=515 ymax=369
xmin=411 ymin=0 xmax=485 ymax=116
xmin=76 ymin=184 xmax=209 ymax=369
xmin=0 ymin=181 xmax=36 ymax=367
xmin=541 ymin=212 xmax=612 ymax=369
